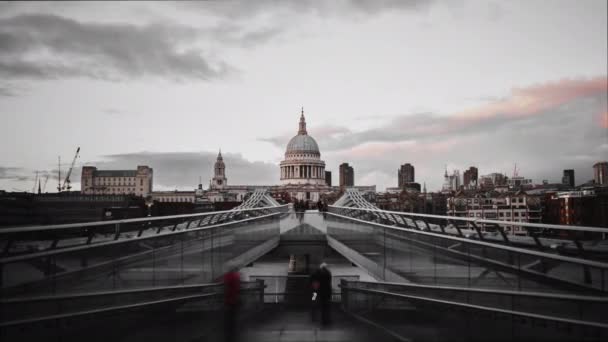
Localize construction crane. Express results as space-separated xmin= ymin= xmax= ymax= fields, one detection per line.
xmin=62 ymin=147 xmax=80 ymax=192
xmin=42 ymin=174 xmax=50 ymax=193
xmin=57 ymin=156 xmax=62 ymax=192
xmin=32 ymin=171 xmax=39 ymax=193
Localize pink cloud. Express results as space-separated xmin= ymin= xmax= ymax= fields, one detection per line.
xmin=330 ymin=137 xmax=463 ymax=160
xmin=456 ymin=76 xmax=607 ymax=122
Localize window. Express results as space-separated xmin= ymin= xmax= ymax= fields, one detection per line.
xmin=140 ymin=179 xmax=143 ymax=186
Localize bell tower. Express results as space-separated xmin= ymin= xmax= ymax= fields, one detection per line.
xmin=211 ymin=150 xmax=227 ymax=189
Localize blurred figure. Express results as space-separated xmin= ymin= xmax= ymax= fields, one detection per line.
xmin=310 ymin=265 xmax=321 ymax=322
xmin=296 ymin=199 xmax=304 ymax=222
xmin=321 ymin=200 xmax=328 ymax=219
xmin=223 ymin=268 xmax=241 ymax=342
xmin=316 ymin=263 xmax=332 ymax=326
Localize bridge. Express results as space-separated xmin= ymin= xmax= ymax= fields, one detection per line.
xmin=1 ymin=189 xmax=607 ymax=341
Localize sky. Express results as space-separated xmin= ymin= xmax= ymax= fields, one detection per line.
xmin=0 ymin=0 xmax=607 ymax=192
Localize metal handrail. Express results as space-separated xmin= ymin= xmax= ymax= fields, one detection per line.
xmin=0 ymin=293 xmax=219 ymax=327
xmin=0 ymin=211 xmax=283 ymax=264
xmin=0 ymin=282 xmax=222 ymax=304
xmin=327 ymin=211 xmax=608 ymax=269
xmin=0 ymin=281 xmax=265 ymax=327
xmin=340 ymin=286 xmax=608 ymax=330
xmin=0 ymin=205 xmax=289 ymax=234
xmin=329 ymin=205 xmax=608 ymax=234
xmin=347 ymin=280 xmax=608 ymax=302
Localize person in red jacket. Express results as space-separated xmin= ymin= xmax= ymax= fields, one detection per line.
xmin=224 ymin=269 xmax=241 ymax=342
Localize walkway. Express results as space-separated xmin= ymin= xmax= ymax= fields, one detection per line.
xmin=238 ymin=305 xmax=401 ymax=342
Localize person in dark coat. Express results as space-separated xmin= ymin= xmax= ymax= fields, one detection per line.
xmin=317 ymin=262 xmax=332 ymax=325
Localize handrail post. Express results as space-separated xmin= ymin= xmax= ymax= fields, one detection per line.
xmin=340 ymin=278 xmax=348 ymax=310
xmin=257 ymin=279 xmax=265 ymax=309
xmin=470 ymin=222 xmax=484 ymax=241
xmin=113 ymin=222 xmax=120 ymax=240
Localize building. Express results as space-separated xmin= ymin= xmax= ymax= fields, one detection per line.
xmin=278 ymin=109 xmax=330 ymax=201
xmin=387 ymin=182 xmax=421 ymax=193
xmin=562 ymin=169 xmax=575 ymax=188
xmin=507 ymin=176 xmax=533 ymax=189
xmin=204 ymin=151 xmax=272 ymax=202
xmin=211 ymin=150 xmax=227 ymax=190
xmin=197 ymin=109 xmax=374 ymax=203
xmin=543 ymin=188 xmax=608 ymax=228
xmin=442 ymin=168 xmax=461 ymax=192
xmin=423 ymin=192 xmax=447 ymax=216
xmin=81 ymin=165 xmax=153 ymax=197
xmin=374 ymin=189 xmax=446 ymax=215
xmin=325 ymin=171 xmax=332 ymax=187
xmin=446 ymin=190 xmax=542 ymax=236
xmin=594 ymin=162 xmax=608 ymax=185
xmin=479 ymin=173 xmax=507 ymax=189
xmin=376 ymin=190 xmax=422 ymax=212
xmin=339 ymin=163 xmax=354 ymax=187
xmin=203 ymin=109 xmax=334 ymax=203
xmin=463 ymin=166 xmax=478 ymax=189
xmin=151 ymin=190 xmax=196 ymax=203
xmin=398 ymin=163 xmax=415 ymax=187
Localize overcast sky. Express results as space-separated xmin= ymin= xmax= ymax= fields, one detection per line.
xmin=1 ymin=0 xmax=607 ymax=192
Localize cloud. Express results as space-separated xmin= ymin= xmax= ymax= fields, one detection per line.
xmin=0 ymin=84 xmax=16 ymax=96
xmin=259 ymin=76 xmax=608 ymax=190
xmin=263 ymin=77 xmax=608 ymax=152
xmin=179 ymin=0 xmax=434 ymax=19
xmin=0 ymin=82 xmax=27 ymax=97
xmin=0 ymin=14 xmax=231 ymax=82
xmin=79 ymin=151 xmax=279 ymax=190
xmin=0 ymin=167 xmax=31 ymax=182
xmin=102 ymin=108 xmax=123 ymax=116
xmin=455 ymin=77 xmax=608 ymax=122
xmin=600 ymin=111 xmax=608 ymax=129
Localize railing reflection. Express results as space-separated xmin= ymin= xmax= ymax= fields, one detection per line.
xmin=340 ymin=280 xmax=608 ymax=342
xmin=0 ymin=280 xmax=266 ymax=341
xmin=327 ymin=207 xmax=608 ymax=293
xmin=249 ymin=274 xmax=360 ymax=303
xmin=0 ymin=206 xmax=288 ymax=297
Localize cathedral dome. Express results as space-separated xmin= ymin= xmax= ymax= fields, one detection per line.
xmin=279 ymin=108 xmax=326 ymax=189
xmin=285 ymin=109 xmax=320 ymax=156
xmin=286 ymin=134 xmax=319 ymax=154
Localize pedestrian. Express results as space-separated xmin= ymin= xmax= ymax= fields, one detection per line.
xmin=223 ymin=268 xmax=241 ymax=342
xmin=310 ymin=266 xmax=322 ymax=322
xmin=321 ymin=200 xmax=328 ymax=219
xmin=318 ymin=262 xmax=332 ymax=326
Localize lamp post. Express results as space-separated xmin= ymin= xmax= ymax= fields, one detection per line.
xmin=145 ymin=195 xmax=154 ymax=217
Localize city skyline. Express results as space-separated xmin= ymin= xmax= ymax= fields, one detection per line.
xmin=1 ymin=1 xmax=607 ymax=192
